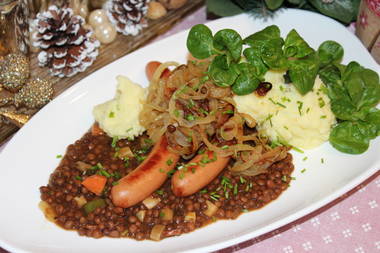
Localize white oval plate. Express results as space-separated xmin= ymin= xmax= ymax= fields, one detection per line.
xmin=1 ymin=9 xmax=379 ymax=253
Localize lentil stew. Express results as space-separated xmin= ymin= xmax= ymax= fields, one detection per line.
xmin=39 ymin=128 xmax=294 ymax=241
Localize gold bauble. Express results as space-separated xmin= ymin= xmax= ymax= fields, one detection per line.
xmin=14 ymin=78 xmax=54 ymax=109
xmin=0 ymin=53 xmax=30 ymax=92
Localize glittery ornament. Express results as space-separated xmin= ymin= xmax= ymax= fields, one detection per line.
xmin=0 ymin=88 xmax=14 ymax=106
xmin=0 ymin=111 xmax=30 ymax=126
xmin=0 ymin=53 xmax=30 ymax=92
xmin=14 ymin=78 xmax=54 ymax=109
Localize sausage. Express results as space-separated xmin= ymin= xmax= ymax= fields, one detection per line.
xmin=145 ymin=61 xmax=171 ymax=82
xmin=111 ymin=136 xmax=180 ymax=208
xmin=171 ymin=151 xmax=230 ymax=197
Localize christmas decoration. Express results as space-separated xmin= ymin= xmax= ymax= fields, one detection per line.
xmin=0 ymin=111 xmax=30 ymax=127
xmin=70 ymin=0 xmax=90 ymax=19
xmin=106 ymin=0 xmax=150 ymax=36
xmin=89 ymin=9 xmax=117 ymax=44
xmin=147 ymin=1 xmax=167 ymax=20
xmin=0 ymin=53 xmax=30 ymax=92
xmin=159 ymin=0 xmax=187 ymax=10
xmin=356 ymin=0 xmax=380 ymax=64
xmin=33 ymin=5 xmax=100 ymax=78
xmin=14 ymin=78 xmax=54 ymax=109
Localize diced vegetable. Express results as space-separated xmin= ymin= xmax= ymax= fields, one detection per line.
xmin=136 ymin=210 xmax=146 ymax=222
xmin=204 ymin=200 xmax=218 ymax=217
xmin=83 ymin=198 xmax=106 ymax=215
xmin=150 ymin=224 xmax=165 ymax=241
xmin=184 ymin=212 xmax=196 ymax=222
xmin=142 ymin=196 xmax=161 ymax=209
xmin=74 ymin=195 xmax=87 ymax=208
xmin=117 ymin=146 xmax=134 ymax=159
xmin=160 ymin=208 xmax=173 ymax=221
xmin=81 ymin=175 xmax=107 ymax=195
xmin=75 ymin=161 xmax=92 ymax=171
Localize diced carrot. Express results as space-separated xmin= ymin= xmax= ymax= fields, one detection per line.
xmin=145 ymin=61 xmax=171 ymax=82
xmin=91 ymin=123 xmax=104 ymax=136
xmin=81 ymin=175 xmax=107 ymax=196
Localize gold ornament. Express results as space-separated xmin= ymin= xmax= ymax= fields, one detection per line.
xmin=94 ymin=23 xmax=117 ymax=44
xmin=0 ymin=53 xmax=30 ymax=92
xmin=14 ymin=78 xmax=54 ymax=109
xmin=0 ymin=111 xmax=30 ymax=127
xmin=89 ymin=9 xmax=108 ymax=27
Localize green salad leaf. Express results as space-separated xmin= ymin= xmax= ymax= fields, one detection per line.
xmin=318 ymin=41 xmax=344 ymax=67
xmin=288 ymin=53 xmax=319 ymax=95
xmin=213 ymin=29 xmax=243 ymax=61
xmin=232 ymin=62 xmax=261 ymax=95
xmin=186 ymin=24 xmax=214 ymax=59
xmin=284 ymin=29 xmax=314 ymax=58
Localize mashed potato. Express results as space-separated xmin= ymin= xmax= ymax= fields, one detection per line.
xmin=233 ymin=71 xmax=336 ymax=149
xmin=93 ymin=75 xmax=146 ymax=139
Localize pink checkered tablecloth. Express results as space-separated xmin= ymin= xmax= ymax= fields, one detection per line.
xmin=1 ymin=6 xmax=379 ymax=253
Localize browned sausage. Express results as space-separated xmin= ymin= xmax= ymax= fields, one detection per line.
xmin=111 ymin=136 xmax=180 ymax=208
xmin=171 ymin=151 xmax=230 ymax=197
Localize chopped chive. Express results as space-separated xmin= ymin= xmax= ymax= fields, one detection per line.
xmin=187 ymin=99 xmax=195 ymax=108
xmin=239 ymin=176 xmax=246 ymax=184
xmin=156 ymin=189 xmax=164 ymax=196
xmin=302 ymin=156 xmax=308 ymax=161
xmin=166 ymin=159 xmax=173 ymax=166
xmin=174 ymin=109 xmax=180 ymax=117
xmin=283 ymin=126 xmax=289 ymax=130
xmin=221 ymin=145 xmax=229 ymax=150
xmin=99 ymin=170 xmax=111 ymax=178
xmin=210 ymin=192 xmax=220 ymax=201
xmin=291 ymin=176 xmax=296 ymax=180
xmin=306 ymin=107 xmax=310 ymax=113
xmin=191 ymin=167 xmax=196 ymax=173
xmin=199 ymin=108 xmax=209 ymax=115
xmin=159 ymin=212 xmax=165 ymax=218
xmin=318 ymin=97 xmax=325 ymax=108
xmin=56 ymin=154 xmax=62 ymax=159
xmin=292 ymin=146 xmax=304 ymax=153
xmin=233 ymin=184 xmax=238 ymax=195
xmin=297 ymin=101 xmax=303 ymax=116
xmin=281 ymin=175 xmax=287 ymax=182
xmin=186 ymin=114 xmax=195 ymax=121
xmin=225 ymin=191 xmax=229 ymax=199
xmin=200 ymin=189 xmax=207 ymax=194
xmin=111 ymin=136 xmax=119 ymax=148
xmin=159 ymin=168 xmax=165 ymax=173
xmin=321 ymin=158 xmax=325 ymax=164
xmin=74 ymin=175 xmax=82 ymax=181
xmin=198 ymin=149 xmax=206 ymax=155
xmin=112 ymin=181 xmax=119 ymax=186
xmin=301 ymin=168 xmax=306 ymax=173
xmin=167 ymin=169 xmax=176 ymax=177
xmin=242 ymin=209 xmax=249 ymax=213
xmin=320 ymin=115 xmax=327 ymax=119
xmin=179 ymin=172 xmax=185 ymax=180
xmin=223 ymin=109 xmax=234 ymax=115
xmin=126 ymin=127 xmax=133 ymax=132
xmin=108 ymin=111 xmax=115 ymax=118
xmin=124 ymin=158 xmax=130 ymax=168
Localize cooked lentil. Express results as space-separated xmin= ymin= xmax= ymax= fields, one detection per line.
xmin=40 ymin=129 xmax=294 ymax=241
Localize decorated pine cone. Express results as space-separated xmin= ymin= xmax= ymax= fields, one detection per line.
xmin=106 ymin=0 xmax=150 ymax=36
xmin=33 ymin=5 xmax=100 ymax=78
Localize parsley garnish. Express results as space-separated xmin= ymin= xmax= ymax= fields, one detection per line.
xmin=210 ymin=192 xmax=220 ymax=201
xmin=223 ymin=109 xmax=234 ymax=114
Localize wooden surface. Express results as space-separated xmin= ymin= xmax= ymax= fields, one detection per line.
xmin=0 ymin=0 xmax=205 ymax=145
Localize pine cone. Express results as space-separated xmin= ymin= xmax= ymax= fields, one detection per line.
xmin=106 ymin=0 xmax=150 ymax=36
xmin=33 ymin=5 xmax=100 ymax=78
